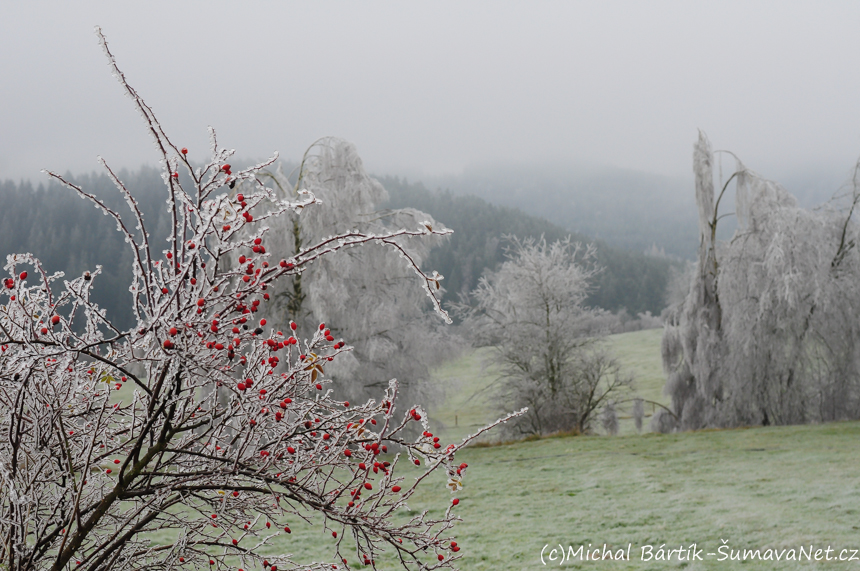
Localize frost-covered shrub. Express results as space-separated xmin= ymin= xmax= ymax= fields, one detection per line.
xmin=0 ymin=28 xmax=522 ymax=571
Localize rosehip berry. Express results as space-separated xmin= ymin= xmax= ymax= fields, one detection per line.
xmin=181 ymin=147 xmax=188 ymax=154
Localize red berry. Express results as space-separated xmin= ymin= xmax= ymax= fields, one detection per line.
xmin=181 ymin=147 xmax=188 ymax=154
xmin=452 ymin=498 xmax=459 ymax=506
xmin=290 ymin=321 xmax=297 ymax=330
xmin=51 ymin=315 xmax=60 ymax=325
xmin=438 ymin=554 xmax=444 ymax=561
xmin=221 ymin=164 xmax=231 ymax=171
xmin=284 ymin=526 xmax=291 ymax=533
xmin=237 ymin=194 xmax=244 ymax=201
xmin=364 ymin=482 xmax=372 ymax=490
xmin=332 ymin=531 xmax=337 ymax=538
xmin=19 ymin=272 xmax=27 ymax=280
xmin=169 ymin=327 xmax=178 ymax=336
xmin=392 ymin=486 xmax=401 ymax=493
xmin=163 ymin=339 xmax=174 ymax=349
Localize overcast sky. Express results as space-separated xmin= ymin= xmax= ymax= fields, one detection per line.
xmin=3 ymin=1 xmax=860 ymax=186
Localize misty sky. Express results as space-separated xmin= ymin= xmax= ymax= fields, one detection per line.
xmin=3 ymin=1 xmax=860 ymax=186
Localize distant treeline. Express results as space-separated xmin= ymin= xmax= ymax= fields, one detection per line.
xmin=0 ymin=167 xmax=173 ymax=331
xmin=0 ymin=168 xmax=675 ymax=331
xmin=381 ymin=177 xmax=676 ymax=316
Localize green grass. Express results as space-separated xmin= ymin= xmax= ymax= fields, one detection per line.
xmin=425 ymin=421 xmax=860 ymax=570
xmin=142 ymin=421 xmax=860 ymax=570
xmin=605 ymin=328 xmax=666 ymax=406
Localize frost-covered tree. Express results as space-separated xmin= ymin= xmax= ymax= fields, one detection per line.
xmin=257 ymin=142 xmax=458 ymax=404
xmin=0 ymin=28 xmax=524 ymax=571
xmin=459 ymin=237 xmax=631 ymax=435
xmin=662 ymin=131 xmax=860 ymax=430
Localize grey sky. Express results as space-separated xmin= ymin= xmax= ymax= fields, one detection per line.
xmin=2 ymin=1 xmax=860 ymax=185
